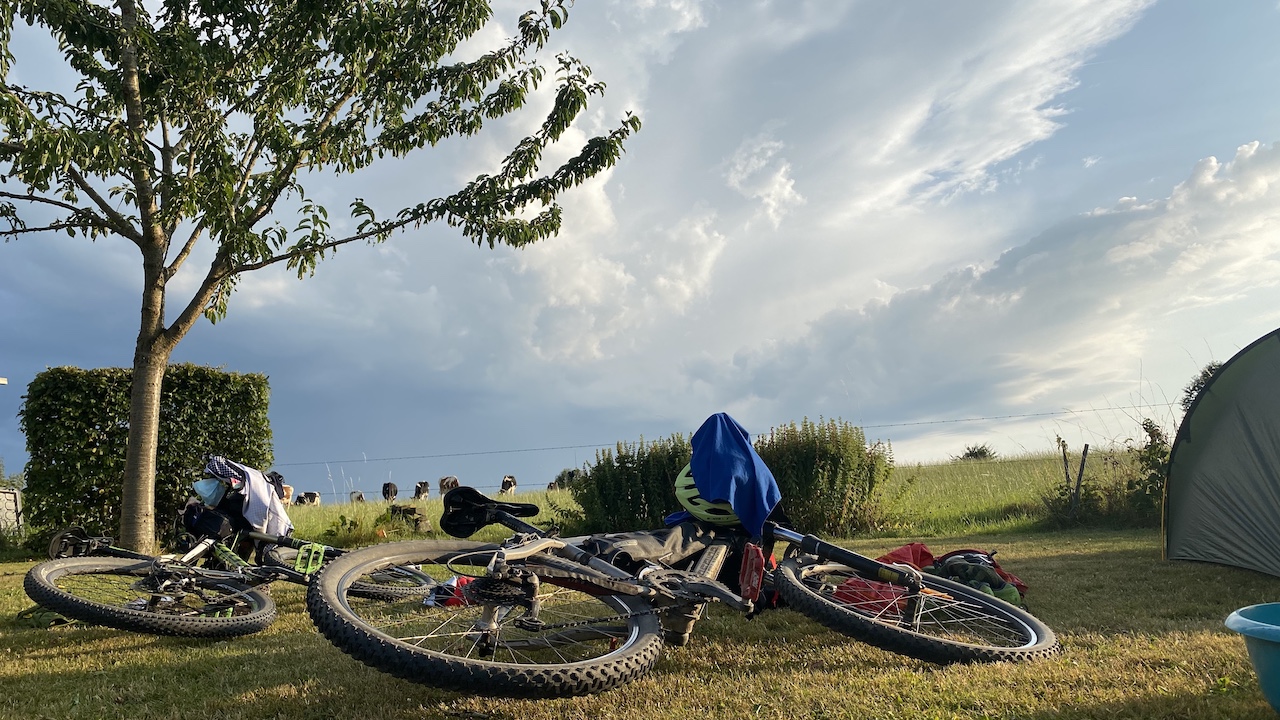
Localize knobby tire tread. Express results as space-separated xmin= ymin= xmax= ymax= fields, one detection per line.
xmin=306 ymin=540 xmax=665 ymax=698
xmin=775 ymin=557 xmax=1060 ymax=664
xmin=24 ymin=556 xmax=276 ymax=638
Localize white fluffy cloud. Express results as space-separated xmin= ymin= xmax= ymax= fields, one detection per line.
xmin=712 ymin=142 xmax=1280 ymax=455
xmin=7 ymin=0 xmax=1280 ymax=487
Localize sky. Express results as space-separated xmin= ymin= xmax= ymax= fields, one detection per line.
xmin=4 ymin=0 xmax=1280 ymax=500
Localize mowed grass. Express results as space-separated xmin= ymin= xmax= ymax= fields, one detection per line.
xmin=1 ymin=466 xmax=1278 ymax=718
xmin=2 ymin=529 xmax=1276 ymax=719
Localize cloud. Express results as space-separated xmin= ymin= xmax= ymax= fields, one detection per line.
xmin=707 ymin=142 xmax=1280 ymax=445
xmin=722 ymin=131 xmax=805 ymax=228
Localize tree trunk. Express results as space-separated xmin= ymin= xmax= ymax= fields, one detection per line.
xmin=118 ymin=231 xmax=174 ymax=552
xmin=119 ymin=344 xmax=170 ymax=553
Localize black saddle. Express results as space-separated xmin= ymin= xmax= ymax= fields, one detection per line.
xmin=440 ymin=486 xmax=540 ymax=538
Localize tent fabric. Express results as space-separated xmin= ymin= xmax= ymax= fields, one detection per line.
xmin=1165 ymin=328 xmax=1280 ymax=577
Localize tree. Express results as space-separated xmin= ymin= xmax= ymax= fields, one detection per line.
xmin=1180 ymin=361 xmax=1222 ymax=413
xmin=0 ymin=1 xmax=640 ymax=552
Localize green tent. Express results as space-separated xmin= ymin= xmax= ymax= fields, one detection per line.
xmin=1165 ymin=328 xmax=1280 ymax=576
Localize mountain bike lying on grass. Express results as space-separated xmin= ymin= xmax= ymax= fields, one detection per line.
xmin=307 ymin=482 xmax=1060 ymax=698
xmin=24 ymin=457 xmax=433 ymax=639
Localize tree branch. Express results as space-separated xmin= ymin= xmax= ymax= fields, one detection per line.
xmin=242 ymin=55 xmax=373 ymax=229
xmin=164 ymin=222 xmax=206 ymax=279
xmin=116 ymin=0 xmax=164 ymax=252
xmin=0 ymin=223 xmax=93 ymax=237
xmin=65 ymin=166 xmax=144 ymax=244
xmin=230 ymin=217 xmax=416 ymax=275
xmin=0 ymin=190 xmax=83 ymax=214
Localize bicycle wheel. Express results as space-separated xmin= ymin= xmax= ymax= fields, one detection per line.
xmin=271 ymin=546 xmax=435 ymax=600
xmin=24 ymin=556 xmax=276 ymax=638
xmin=307 ymin=540 xmax=665 ymax=698
xmin=775 ymin=555 xmax=1059 ymax=664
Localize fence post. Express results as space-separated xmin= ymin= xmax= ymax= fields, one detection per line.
xmin=1070 ymin=444 xmax=1090 ymax=519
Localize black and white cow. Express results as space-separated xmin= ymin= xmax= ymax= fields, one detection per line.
xmin=413 ymin=481 xmax=431 ymax=500
xmin=499 ymin=475 xmax=517 ymax=495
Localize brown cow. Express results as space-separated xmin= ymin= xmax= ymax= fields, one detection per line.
xmin=439 ymin=475 xmax=460 ymax=494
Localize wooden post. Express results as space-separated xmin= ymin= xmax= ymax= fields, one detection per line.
xmin=1060 ymin=442 xmax=1072 ymax=490
xmin=1070 ymin=444 xmax=1090 ymax=519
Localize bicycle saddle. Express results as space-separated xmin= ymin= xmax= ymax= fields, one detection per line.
xmin=440 ymin=486 xmax=540 ymax=538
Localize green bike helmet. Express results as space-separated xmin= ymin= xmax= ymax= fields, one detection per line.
xmin=674 ymin=463 xmax=740 ymax=526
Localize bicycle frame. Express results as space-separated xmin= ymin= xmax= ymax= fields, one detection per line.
xmin=49 ymin=526 xmax=347 ymax=589
xmin=459 ymin=495 xmax=925 ymax=630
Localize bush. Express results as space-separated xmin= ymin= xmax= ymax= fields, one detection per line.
xmin=953 ymin=443 xmax=997 ymax=461
xmin=1041 ymin=420 xmax=1169 ymax=528
xmin=755 ymin=418 xmax=894 ymax=536
xmin=19 ymin=364 xmax=273 ymax=541
xmin=567 ymin=418 xmax=893 ymax=537
xmin=569 ymin=435 xmax=690 ymax=533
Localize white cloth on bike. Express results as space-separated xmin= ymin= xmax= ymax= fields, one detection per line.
xmin=224 ymin=458 xmax=294 ymax=537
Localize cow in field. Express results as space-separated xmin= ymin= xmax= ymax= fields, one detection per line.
xmin=413 ymin=481 xmax=431 ymax=500
xmin=297 ymin=492 xmax=321 ymax=505
xmin=439 ymin=475 xmax=460 ymax=494
xmin=499 ymin=475 xmax=517 ymax=495
xmin=382 ymin=482 xmax=398 ymax=502
xmin=350 ymin=491 xmax=365 ymax=503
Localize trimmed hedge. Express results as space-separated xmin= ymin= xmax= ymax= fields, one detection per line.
xmin=19 ymin=364 xmax=273 ymax=538
xmin=569 ymin=418 xmax=893 ymax=536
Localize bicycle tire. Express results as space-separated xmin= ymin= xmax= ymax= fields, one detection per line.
xmin=270 ymin=546 xmax=435 ymax=600
xmin=307 ymin=540 xmax=665 ymax=698
xmin=775 ymin=555 xmax=1059 ymax=664
xmin=24 ymin=556 xmax=277 ymax=638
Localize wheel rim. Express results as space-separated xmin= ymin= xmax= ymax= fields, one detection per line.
xmin=797 ymin=563 xmax=1040 ymax=649
xmin=53 ymin=568 xmax=263 ymax=618
xmin=337 ymin=551 xmax=646 ymax=667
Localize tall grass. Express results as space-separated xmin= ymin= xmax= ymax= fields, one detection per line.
xmin=873 ymin=453 xmax=1065 ymax=536
xmin=282 ymin=451 xmax=1127 ymax=544
xmin=285 ymin=488 xmax=578 ymax=547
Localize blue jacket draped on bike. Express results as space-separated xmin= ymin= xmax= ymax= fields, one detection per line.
xmin=665 ymin=412 xmax=782 ymax=539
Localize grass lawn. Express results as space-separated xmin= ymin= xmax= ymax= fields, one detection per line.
xmin=3 ymin=526 xmax=1278 ymax=719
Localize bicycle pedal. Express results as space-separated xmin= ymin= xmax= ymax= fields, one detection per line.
xmin=294 ymin=543 xmax=327 ymax=574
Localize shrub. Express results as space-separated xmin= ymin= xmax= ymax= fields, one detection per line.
xmin=19 ymin=364 xmax=273 ymax=541
xmin=1041 ymin=420 xmax=1169 ymax=528
xmin=1181 ymin=361 xmax=1223 ymax=413
xmin=570 ymin=435 xmax=690 ymax=533
xmin=953 ymin=443 xmax=997 ymax=461
xmin=568 ymin=418 xmax=893 ymax=537
xmin=755 ymin=418 xmax=894 ymax=536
